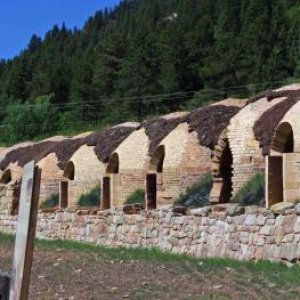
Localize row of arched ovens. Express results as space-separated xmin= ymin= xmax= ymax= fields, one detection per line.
xmin=0 ymin=84 xmax=299 ymax=213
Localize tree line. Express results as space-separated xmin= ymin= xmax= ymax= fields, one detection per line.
xmin=0 ymin=0 xmax=299 ymax=144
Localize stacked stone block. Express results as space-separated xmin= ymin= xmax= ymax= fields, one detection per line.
xmin=1 ymin=206 xmax=300 ymax=262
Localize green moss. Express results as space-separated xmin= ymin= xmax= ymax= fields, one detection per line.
xmin=233 ymin=173 xmax=265 ymax=206
xmin=77 ymin=186 xmax=101 ymax=207
xmin=125 ymin=189 xmax=145 ymax=205
xmin=175 ymin=173 xmax=213 ymax=208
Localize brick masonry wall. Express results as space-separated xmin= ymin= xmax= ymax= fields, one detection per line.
xmin=38 ymin=153 xmax=64 ymax=204
xmin=158 ymin=123 xmax=212 ymax=206
xmin=227 ymin=96 xmax=286 ymax=195
xmin=71 ymin=145 xmax=106 ymax=182
xmin=112 ymin=128 xmax=149 ymax=205
xmin=278 ymin=100 xmax=300 ymax=153
xmin=1 ymin=207 xmax=300 ymax=262
xmin=66 ymin=145 xmax=105 ymax=208
xmin=68 ymin=180 xmax=100 ymax=208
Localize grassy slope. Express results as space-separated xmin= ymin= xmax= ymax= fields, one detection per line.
xmin=1 ymin=231 xmax=300 ymax=299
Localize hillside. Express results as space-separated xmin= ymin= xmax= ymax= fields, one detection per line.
xmin=0 ymin=0 xmax=299 ymax=144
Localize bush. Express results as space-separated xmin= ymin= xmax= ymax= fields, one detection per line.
xmin=40 ymin=194 xmax=59 ymax=209
xmin=232 ymin=173 xmax=265 ymax=206
xmin=175 ymin=173 xmax=213 ymax=208
xmin=125 ymin=189 xmax=145 ymax=205
xmin=78 ymin=186 xmax=101 ymax=207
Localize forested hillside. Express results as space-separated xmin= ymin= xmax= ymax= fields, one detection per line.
xmin=0 ymin=0 xmax=299 ymax=144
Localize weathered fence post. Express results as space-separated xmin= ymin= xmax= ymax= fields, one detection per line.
xmin=9 ymin=161 xmax=41 ymax=300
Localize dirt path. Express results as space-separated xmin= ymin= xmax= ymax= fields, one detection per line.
xmin=1 ymin=243 xmax=300 ymax=300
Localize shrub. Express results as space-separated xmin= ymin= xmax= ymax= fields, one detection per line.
xmin=175 ymin=173 xmax=213 ymax=208
xmin=40 ymin=194 xmax=59 ymax=209
xmin=125 ymin=189 xmax=145 ymax=205
xmin=232 ymin=173 xmax=265 ymax=206
xmin=78 ymin=186 xmax=101 ymax=207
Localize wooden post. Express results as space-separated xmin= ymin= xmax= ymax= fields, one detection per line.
xmin=9 ymin=161 xmax=41 ymax=300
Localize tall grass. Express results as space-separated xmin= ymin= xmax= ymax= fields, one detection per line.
xmin=125 ymin=189 xmax=145 ymax=205
xmin=40 ymin=194 xmax=59 ymax=209
xmin=233 ymin=173 xmax=265 ymax=206
xmin=77 ymin=186 xmax=101 ymax=207
xmin=175 ymin=173 xmax=213 ymax=208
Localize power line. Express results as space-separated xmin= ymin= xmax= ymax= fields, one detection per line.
xmin=0 ymin=79 xmax=294 ymax=110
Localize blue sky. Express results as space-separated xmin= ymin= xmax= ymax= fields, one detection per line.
xmin=0 ymin=0 xmax=121 ymax=60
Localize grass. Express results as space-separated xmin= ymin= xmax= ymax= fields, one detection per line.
xmin=125 ymin=189 xmax=145 ymax=205
xmin=175 ymin=173 xmax=213 ymax=208
xmin=232 ymin=173 xmax=265 ymax=206
xmin=40 ymin=194 xmax=59 ymax=209
xmin=77 ymin=185 xmax=101 ymax=207
xmin=1 ymin=230 xmax=300 ymax=286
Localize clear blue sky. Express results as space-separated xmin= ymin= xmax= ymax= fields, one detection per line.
xmin=0 ymin=0 xmax=121 ymax=60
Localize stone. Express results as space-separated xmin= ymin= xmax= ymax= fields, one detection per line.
xmin=244 ymin=206 xmax=259 ymax=214
xmin=280 ymin=244 xmax=298 ymax=262
xmin=294 ymin=203 xmax=300 ymax=214
xmin=190 ymin=206 xmax=211 ymax=217
xmin=211 ymin=204 xmax=230 ymax=212
xmin=227 ymin=204 xmax=245 ymax=216
xmin=283 ymin=215 xmax=297 ymax=234
xmin=172 ymin=206 xmax=187 ymax=215
xmin=171 ymin=216 xmax=185 ymax=225
xmin=256 ymin=215 xmax=267 ymax=226
xmin=294 ymin=218 xmax=300 ymax=233
xmin=123 ymin=204 xmax=144 ymax=215
xmin=282 ymin=234 xmax=294 ymax=243
xmin=244 ymin=214 xmax=256 ymax=226
xmin=270 ymin=202 xmax=294 ymax=215
xmin=260 ymin=226 xmax=276 ymax=236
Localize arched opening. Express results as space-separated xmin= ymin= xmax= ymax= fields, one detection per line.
xmin=106 ymin=153 xmax=119 ymax=174
xmin=149 ymin=145 xmax=165 ymax=172
xmin=103 ymin=153 xmax=120 ymax=209
xmin=219 ymin=142 xmax=233 ymax=203
xmin=267 ymin=122 xmax=295 ymax=207
xmin=210 ymin=130 xmax=233 ymax=203
xmin=147 ymin=145 xmax=165 ymax=209
xmin=0 ymin=169 xmax=11 ymax=184
xmin=271 ymin=122 xmax=294 ymax=154
xmin=60 ymin=161 xmax=75 ymax=209
xmin=63 ymin=161 xmax=75 ymax=180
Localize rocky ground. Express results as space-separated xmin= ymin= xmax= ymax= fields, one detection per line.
xmin=1 ymin=235 xmax=300 ymax=300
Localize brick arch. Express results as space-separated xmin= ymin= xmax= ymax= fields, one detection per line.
xmin=0 ymin=169 xmax=11 ymax=184
xmin=63 ymin=161 xmax=75 ymax=180
xmin=271 ymin=122 xmax=294 ymax=154
xmin=106 ymin=153 xmax=119 ymax=174
xmin=148 ymin=145 xmax=165 ymax=173
xmin=210 ymin=129 xmax=233 ymax=203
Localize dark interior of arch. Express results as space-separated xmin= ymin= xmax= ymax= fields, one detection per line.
xmin=219 ymin=142 xmax=233 ymax=203
xmin=284 ymin=131 xmax=294 ymax=153
xmin=0 ymin=169 xmax=11 ymax=184
xmin=272 ymin=122 xmax=294 ymax=154
xmin=107 ymin=153 xmax=119 ymax=174
xmin=63 ymin=162 xmax=75 ymax=180
xmin=150 ymin=145 xmax=165 ymax=172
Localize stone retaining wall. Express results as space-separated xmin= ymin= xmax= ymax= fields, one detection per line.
xmin=1 ymin=206 xmax=300 ymax=262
